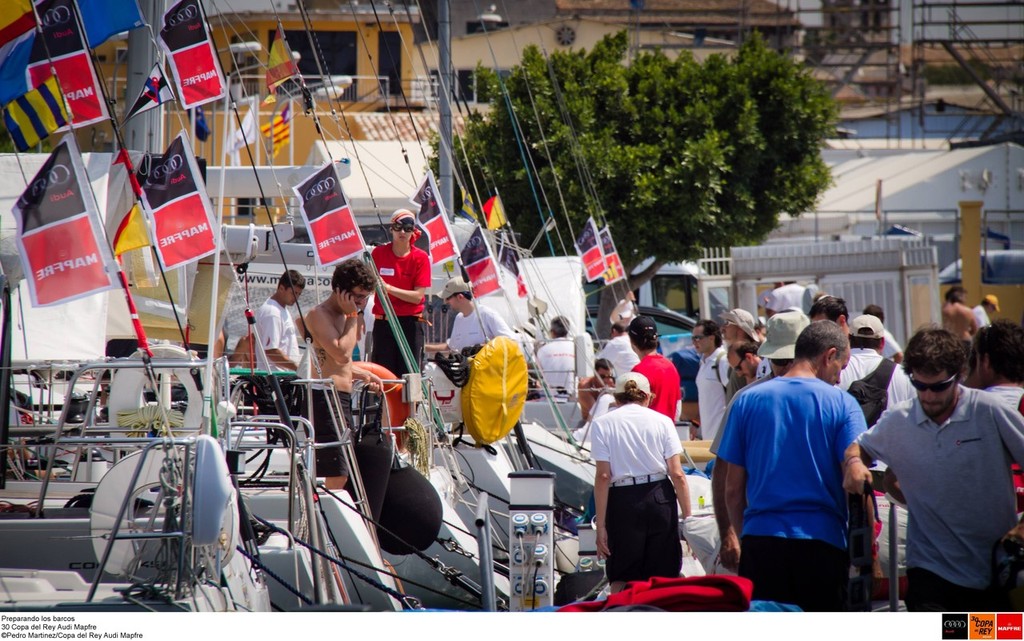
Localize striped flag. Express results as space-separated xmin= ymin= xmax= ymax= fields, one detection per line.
xmin=265 ymin=26 xmax=298 ymax=92
xmin=107 ymin=148 xmax=150 ymax=256
xmin=260 ymin=101 xmax=292 ymax=158
xmin=0 ymin=1 xmax=34 ymax=48
xmin=2 ymin=75 xmax=69 ymax=152
xmin=482 ymin=194 xmax=508 ymax=230
xmin=459 ymin=191 xmax=479 ymax=222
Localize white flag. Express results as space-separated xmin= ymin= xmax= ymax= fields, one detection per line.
xmin=229 ymin=107 xmax=258 ymax=165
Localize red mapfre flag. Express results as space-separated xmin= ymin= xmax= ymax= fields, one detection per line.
xmin=27 ymin=0 xmax=109 ymax=127
xmin=410 ymin=171 xmax=458 ymax=265
xmin=12 ymin=134 xmax=117 ymax=307
xmin=599 ymin=226 xmax=626 ymax=285
xmin=292 ymin=162 xmax=365 ymax=267
xmin=575 ymin=216 xmax=606 ymax=282
xmin=460 ymin=225 xmax=501 ymax=298
xmin=138 ymin=132 xmax=218 ymax=269
xmin=158 ymin=0 xmax=225 ymax=109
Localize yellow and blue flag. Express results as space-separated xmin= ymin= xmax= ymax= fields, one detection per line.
xmin=2 ymin=75 xmax=70 ymax=152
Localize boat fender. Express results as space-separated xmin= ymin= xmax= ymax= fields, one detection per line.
xmin=376 ymin=460 xmax=443 ymax=555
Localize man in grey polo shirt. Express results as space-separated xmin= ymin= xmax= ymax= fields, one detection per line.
xmin=843 ymin=326 xmax=1024 ymax=611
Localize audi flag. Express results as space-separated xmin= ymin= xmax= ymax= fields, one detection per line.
xmin=138 ymin=132 xmax=218 ymax=269
xmin=599 ymin=226 xmax=626 ymax=285
xmin=12 ymin=134 xmax=117 ymax=307
xmin=574 ymin=216 xmax=607 ymax=283
xmin=292 ymin=162 xmax=365 ymax=267
xmin=27 ymin=0 xmax=109 ymax=128
xmin=158 ymin=0 xmax=225 ymax=110
xmin=459 ymin=225 xmax=501 ymax=299
xmin=410 ymin=171 xmax=458 ymax=266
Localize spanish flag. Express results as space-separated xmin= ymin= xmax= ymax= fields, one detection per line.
xmin=482 ymin=194 xmax=508 ymax=230
xmin=0 ymin=1 xmax=34 ymax=49
xmin=265 ymin=26 xmax=299 ymax=94
xmin=2 ymin=75 xmax=69 ymax=152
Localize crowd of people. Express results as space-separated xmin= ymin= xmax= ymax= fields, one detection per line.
xmin=220 ymin=225 xmax=1023 ymax=612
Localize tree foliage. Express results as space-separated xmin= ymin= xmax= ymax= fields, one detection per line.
xmin=450 ymin=32 xmax=836 ymax=333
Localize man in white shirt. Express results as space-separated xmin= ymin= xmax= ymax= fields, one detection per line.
xmin=862 ymin=304 xmax=903 ymax=364
xmin=535 ymin=316 xmax=577 ymax=397
xmin=426 ymin=277 xmax=517 ymax=353
xmin=693 ymin=319 xmax=729 ymax=442
xmin=596 ymin=320 xmax=640 ymax=377
xmin=254 ymin=269 xmax=305 ymax=372
xmin=839 ymin=315 xmax=915 ymax=411
xmin=966 ymin=319 xmax=1024 ymax=409
xmin=972 ymin=294 xmax=999 ymax=330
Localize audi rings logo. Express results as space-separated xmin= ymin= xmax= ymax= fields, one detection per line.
xmin=167 ymin=3 xmax=198 ymax=27
xmin=305 ymin=177 xmax=335 ymax=200
xmin=150 ymin=154 xmax=183 ymax=181
xmin=941 ymin=613 xmax=969 ymax=640
xmin=40 ymin=5 xmax=72 ymax=28
xmin=28 ymin=164 xmax=72 ymax=199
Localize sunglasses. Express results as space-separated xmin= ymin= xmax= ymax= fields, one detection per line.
xmin=909 ymin=373 xmax=958 ymax=393
xmin=691 ymin=334 xmax=706 ymax=342
xmin=391 ymin=222 xmax=416 ymax=232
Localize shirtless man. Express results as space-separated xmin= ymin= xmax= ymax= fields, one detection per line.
xmin=941 ymin=286 xmax=977 ymax=348
xmin=301 ymin=259 xmax=383 ymax=490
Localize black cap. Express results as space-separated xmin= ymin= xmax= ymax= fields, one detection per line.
xmin=628 ymin=315 xmax=658 ymax=341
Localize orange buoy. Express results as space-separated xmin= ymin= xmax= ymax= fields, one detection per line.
xmin=358 ymin=361 xmax=410 ymax=447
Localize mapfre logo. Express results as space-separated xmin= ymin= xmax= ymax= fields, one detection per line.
xmin=944 ymin=614 xmax=969 ymax=640
xmin=997 ymin=613 xmax=1023 ymax=640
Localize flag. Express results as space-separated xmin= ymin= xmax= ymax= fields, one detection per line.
xmin=459 ymin=191 xmax=479 ymax=222
xmin=2 ymin=75 xmax=69 ymax=152
xmin=139 ymin=132 xmax=218 ymax=269
xmin=292 ymin=162 xmax=365 ymax=267
xmin=260 ymin=101 xmax=292 ymax=157
xmin=0 ymin=1 xmax=34 ymax=48
xmin=0 ymin=30 xmax=35 ymax=105
xmin=266 ymin=26 xmax=298 ymax=92
xmin=106 ymin=148 xmax=150 ymax=256
xmin=482 ymin=193 xmax=507 ymax=230
xmin=123 ymin=63 xmax=174 ymax=122
xmin=460 ymin=225 xmax=501 ymax=298
xmin=410 ymin=171 xmax=458 ymax=265
xmin=193 ymin=105 xmax=209 ymax=141
xmin=159 ymin=0 xmax=225 ymax=109
xmin=27 ymin=0 xmax=109 ymax=127
xmin=496 ymin=237 xmax=527 ymax=298
xmin=77 ymin=0 xmax=144 ymax=48
xmin=12 ymin=134 xmax=117 ymax=306
xmin=599 ymin=226 xmax=626 ymax=285
xmin=575 ymin=216 xmax=606 ymax=282
xmin=229 ymin=106 xmax=257 ymax=165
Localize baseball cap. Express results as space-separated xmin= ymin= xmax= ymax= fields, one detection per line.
xmin=615 ymin=372 xmax=651 ymax=395
xmin=849 ymin=314 xmax=884 ymax=339
xmin=757 ymin=310 xmax=810 ymax=359
xmin=720 ymin=308 xmax=757 ymax=342
xmin=627 ymin=315 xmax=658 ymax=341
xmin=983 ymin=294 xmax=1000 ymax=312
xmin=440 ymin=276 xmax=471 ymax=300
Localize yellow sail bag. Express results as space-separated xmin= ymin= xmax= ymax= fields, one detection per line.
xmin=461 ymin=336 xmax=529 ymax=445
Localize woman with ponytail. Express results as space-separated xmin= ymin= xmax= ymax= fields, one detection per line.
xmin=591 ymin=372 xmax=692 ymax=593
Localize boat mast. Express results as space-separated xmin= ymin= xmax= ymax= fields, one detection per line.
xmin=438 ymin=0 xmax=453 ymax=215
xmin=124 ymin=0 xmax=166 ymax=152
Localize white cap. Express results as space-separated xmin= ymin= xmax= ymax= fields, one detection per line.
xmin=615 ymin=372 xmax=651 ymax=395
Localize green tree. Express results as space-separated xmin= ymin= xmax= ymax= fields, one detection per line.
xmin=454 ymin=32 xmax=836 ymax=334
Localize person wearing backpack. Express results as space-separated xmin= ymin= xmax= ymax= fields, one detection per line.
xmin=693 ymin=320 xmax=730 ymax=442
xmin=839 ymin=315 xmax=915 ymax=425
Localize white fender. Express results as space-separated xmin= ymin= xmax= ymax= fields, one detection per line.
xmin=107 ymin=345 xmax=203 ymax=431
xmin=89 ymin=450 xmax=166 ymax=576
xmin=192 ymin=435 xmax=238 ymax=562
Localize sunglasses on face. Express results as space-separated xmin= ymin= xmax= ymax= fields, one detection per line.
xmin=909 ymin=373 xmax=958 ymax=392
xmin=392 ymin=222 xmax=416 ymax=232
xmin=691 ymin=334 xmax=706 ymax=342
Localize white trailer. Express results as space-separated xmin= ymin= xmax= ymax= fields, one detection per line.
xmin=697 ymin=238 xmax=940 ymax=347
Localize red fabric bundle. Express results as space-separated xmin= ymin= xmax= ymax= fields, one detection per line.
xmin=558 ymin=575 xmax=753 ymax=612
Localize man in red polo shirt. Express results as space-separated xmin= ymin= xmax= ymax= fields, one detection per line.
xmin=370 ymin=209 xmax=431 ymax=376
xmin=628 ymin=316 xmax=681 ymax=422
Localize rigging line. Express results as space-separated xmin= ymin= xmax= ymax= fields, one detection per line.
xmin=483 ymin=0 xmax=575 ymax=256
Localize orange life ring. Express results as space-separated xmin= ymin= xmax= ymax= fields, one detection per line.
xmin=358 ymin=362 xmax=410 ymax=447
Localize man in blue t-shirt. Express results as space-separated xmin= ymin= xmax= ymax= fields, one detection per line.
xmin=718 ymin=320 xmax=867 ymax=611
